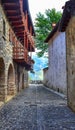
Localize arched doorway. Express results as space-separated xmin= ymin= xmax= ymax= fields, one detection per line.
xmin=22 ymin=74 xmax=24 ymax=89
xmin=0 ymin=58 xmax=5 ymax=101
xmin=7 ymin=64 xmax=15 ymax=95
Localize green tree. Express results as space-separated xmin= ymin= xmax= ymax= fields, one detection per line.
xmin=35 ymin=8 xmax=62 ymax=57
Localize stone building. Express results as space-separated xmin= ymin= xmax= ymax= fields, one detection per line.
xmin=59 ymin=0 xmax=75 ymax=112
xmin=44 ymin=0 xmax=75 ymax=112
xmin=0 ymin=0 xmax=35 ymax=101
xmin=44 ymin=23 xmax=67 ymax=95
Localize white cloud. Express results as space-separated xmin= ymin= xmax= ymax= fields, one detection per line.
xmin=29 ymin=0 xmax=68 ymax=23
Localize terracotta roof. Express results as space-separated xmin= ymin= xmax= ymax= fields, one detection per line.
xmin=44 ymin=22 xmax=59 ymax=42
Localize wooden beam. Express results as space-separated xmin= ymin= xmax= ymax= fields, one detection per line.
xmin=6 ymin=10 xmax=20 ymax=13
xmin=10 ymin=21 xmax=23 ymax=26
xmin=15 ymin=30 xmax=24 ymax=34
xmin=12 ymin=24 xmax=24 ymax=28
xmin=13 ymin=26 xmax=24 ymax=30
xmin=11 ymin=21 xmax=23 ymax=26
xmin=11 ymin=20 xmax=23 ymax=23
xmin=8 ymin=15 xmax=22 ymax=19
xmin=25 ymin=11 xmax=28 ymax=29
xmin=3 ymin=3 xmax=19 ymax=6
xmin=2 ymin=0 xmax=18 ymax=3
xmin=8 ymin=18 xmax=22 ymax=22
xmin=14 ymin=24 xmax=24 ymax=27
xmin=17 ymin=34 xmax=24 ymax=36
xmin=14 ymin=29 xmax=24 ymax=32
xmin=13 ymin=59 xmax=25 ymax=62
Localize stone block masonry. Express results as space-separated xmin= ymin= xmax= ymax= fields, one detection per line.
xmin=0 ymin=4 xmax=28 ymax=102
xmin=66 ymin=17 xmax=75 ymax=112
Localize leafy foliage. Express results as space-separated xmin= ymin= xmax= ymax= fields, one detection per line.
xmin=35 ymin=8 xmax=62 ymax=57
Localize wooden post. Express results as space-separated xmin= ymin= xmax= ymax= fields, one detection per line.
xmin=30 ymin=26 xmax=32 ymax=35
xmin=25 ymin=11 xmax=28 ymax=31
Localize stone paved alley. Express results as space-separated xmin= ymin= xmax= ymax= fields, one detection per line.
xmin=0 ymin=84 xmax=75 ymax=130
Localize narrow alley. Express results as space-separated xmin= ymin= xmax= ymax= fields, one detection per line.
xmin=0 ymin=84 xmax=75 ymax=130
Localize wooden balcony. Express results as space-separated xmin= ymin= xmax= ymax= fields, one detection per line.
xmin=13 ymin=40 xmax=34 ymax=70
xmin=13 ymin=45 xmax=24 ymax=60
xmin=26 ymin=31 xmax=35 ymax=50
xmin=1 ymin=0 xmax=35 ymax=70
xmin=1 ymin=0 xmax=35 ymax=52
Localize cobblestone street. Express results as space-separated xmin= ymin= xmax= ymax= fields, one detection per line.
xmin=0 ymin=84 xmax=75 ymax=130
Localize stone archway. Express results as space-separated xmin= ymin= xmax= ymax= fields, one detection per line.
xmin=7 ymin=64 xmax=16 ymax=95
xmin=22 ymin=74 xmax=24 ymax=89
xmin=0 ymin=58 xmax=5 ymax=101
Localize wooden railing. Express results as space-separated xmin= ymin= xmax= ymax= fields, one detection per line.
xmin=13 ymin=44 xmax=24 ymax=60
xmin=19 ymin=0 xmax=35 ymax=49
xmin=25 ymin=12 xmax=35 ymax=48
xmin=6 ymin=0 xmax=35 ymax=68
xmin=13 ymin=41 xmax=33 ymax=66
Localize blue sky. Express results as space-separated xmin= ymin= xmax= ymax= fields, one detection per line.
xmin=29 ymin=52 xmax=48 ymax=80
xmin=32 ymin=53 xmax=48 ymax=72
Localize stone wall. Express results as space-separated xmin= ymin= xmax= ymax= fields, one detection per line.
xmin=0 ymin=4 xmax=29 ymax=101
xmin=43 ymin=68 xmax=48 ymax=86
xmin=66 ymin=17 xmax=75 ymax=111
xmin=44 ymin=32 xmax=67 ymax=95
xmin=0 ymin=5 xmax=13 ymax=60
xmin=14 ymin=63 xmax=28 ymax=92
xmin=24 ymin=70 xmax=28 ymax=87
xmin=0 ymin=4 xmax=15 ymax=101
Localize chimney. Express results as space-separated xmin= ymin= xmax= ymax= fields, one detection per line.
xmin=62 ymin=6 xmax=65 ymax=10
xmin=52 ymin=23 xmax=56 ymax=29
